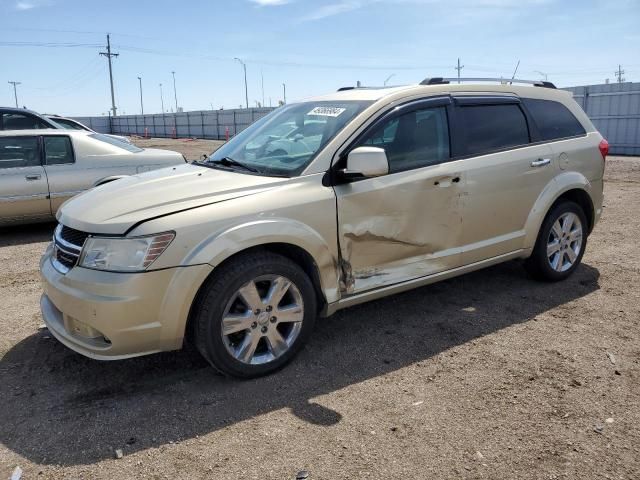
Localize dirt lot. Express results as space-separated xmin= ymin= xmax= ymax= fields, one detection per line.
xmin=132 ymin=137 xmax=224 ymax=161
xmin=1 ymin=141 xmax=639 ymax=479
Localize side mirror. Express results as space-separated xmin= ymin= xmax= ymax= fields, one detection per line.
xmin=342 ymin=146 xmax=389 ymax=179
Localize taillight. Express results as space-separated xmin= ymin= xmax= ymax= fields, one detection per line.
xmin=599 ymin=139 xmax=609 ymax=160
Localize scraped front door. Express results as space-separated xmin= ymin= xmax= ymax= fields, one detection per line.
xmin=334 ymin=99 xmax=464 ymax=294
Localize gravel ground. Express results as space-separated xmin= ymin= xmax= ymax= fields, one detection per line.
xmin=0 ymin=144 xmax=638 ymax=480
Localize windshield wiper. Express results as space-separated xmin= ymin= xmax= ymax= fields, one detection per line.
xmin=212 ymin=157 xmax=260 ymax=173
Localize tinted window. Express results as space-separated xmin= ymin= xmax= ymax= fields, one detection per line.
xmin=44 ymin=136 xmax=74 ymax=165
xmin=0 ymin=137 xmax=40 ymax=168
xmin=523 ymin=98 xmax=586 ymax=141
xmin=2 ymin=113 xmax=50 ymax=130
xmin=462 ymin=104 xmax=529 ymax=156
xmin=360 ymin=106 xmax=450 ymax=173
xmin=89 ymin=133 xmax=143 ymax=152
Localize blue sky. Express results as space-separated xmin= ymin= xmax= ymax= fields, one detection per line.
xmin=1 ymin=0 xmax=638 ymax=116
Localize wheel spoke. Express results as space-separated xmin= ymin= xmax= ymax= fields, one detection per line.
xmin=266 ymin=329 xmax=288 ymax=358
xmin=562 ymin=213 xmax=575 ymax=234
xmin=222 ymin=312 xmax=253 ymax=335
xmin=235 ymin=331 xmax=261 ymax=363
xmin=551 ymin=221 xmax=563 ymax=240
xmin=550 ymin=251 xmax=561 ymax=271
xmin=238 ymin=281 xmax=264 ymax=310
xmin=566 ymin=247 xmax=577 ymax=263
xmin=569 ymin=227 xmax=583 ymax=243
xmin=266 ymin=276 xmax=291 ymax=307
xmin=276 ymin=304 xmax=304 ymax=324
xmin=547 ymin=240 xmax=561 ymax=257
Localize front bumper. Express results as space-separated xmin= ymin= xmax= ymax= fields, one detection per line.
xmin=39 ymin=243 xmax=212 ymax=360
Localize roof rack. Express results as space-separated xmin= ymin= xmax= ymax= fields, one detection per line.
xmin=420 ymin=77 xmax=556 ymax=89
xmin=336 ymin=85 xmax=401 ymax=92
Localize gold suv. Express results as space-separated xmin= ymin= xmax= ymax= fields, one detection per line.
xmin=39 ymin=78 xmax=607 ymax=378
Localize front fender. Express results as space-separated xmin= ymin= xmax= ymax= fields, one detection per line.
xmin=523 ymin=171 xmax=594 ymax=249
xmin=184 ymin=218 xmax=341 ymax=305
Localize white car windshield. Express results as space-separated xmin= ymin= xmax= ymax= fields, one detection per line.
xmin=206 ymin=101 xmax=372 ymax=177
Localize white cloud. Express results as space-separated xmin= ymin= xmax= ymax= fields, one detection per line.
xmin=301 ymin=1 xmax=364 ymax=21
xmin=15 ymin=0 xmax=52 ymax=10
xmin=250 ymin=0 xmax=291 ymax=6
xmin=300 ymin=0 xmax=558 ymax=22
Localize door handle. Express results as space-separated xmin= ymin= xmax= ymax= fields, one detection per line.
xmin=25 ymin=174 xmax=41 ymax=181
xmin=434 ymin=176 xmax=461 ymax=187
xmin=530 ymin=158 xmax=551 ymax=168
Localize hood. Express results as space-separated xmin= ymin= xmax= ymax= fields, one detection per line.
xmin=57 ymin=164 xmax=287 ymax=234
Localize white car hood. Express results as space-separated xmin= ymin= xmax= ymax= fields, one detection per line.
xmin=57 ymin=164 xmax=286 ymax=234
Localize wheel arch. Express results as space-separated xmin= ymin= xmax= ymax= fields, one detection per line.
xmin=523 ymin=172 xmax=596 ymax=249
xmin=183 ymin=242 xmax=332 ymax=346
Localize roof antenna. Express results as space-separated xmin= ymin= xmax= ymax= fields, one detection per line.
xmin=510 ymin=60 xmax=521 ymax=85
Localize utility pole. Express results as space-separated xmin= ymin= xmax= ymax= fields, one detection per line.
xmin=171 ymin=71 xmax=178 ymax=111
xmin=234 ymin=58 xmax=249 ymax=109
xmin=99 ymin=34 xmax=119 ymax=116
xmin=159 ymin=83 xmax=165 ymax=113
xmin=261 ymin=70 xmax=265 ymax=108
xmin=282 ymin=83 xmax=286 ymax=104
xmin=455 ymin=58 xmax=464 ymax=84
xmin=8 ymin=81 xmax=21 ymax=108
xmin=137 ymin=76 xmax=144 ymax=115
xmin=615 ymin=65 xmax=625 ymax=83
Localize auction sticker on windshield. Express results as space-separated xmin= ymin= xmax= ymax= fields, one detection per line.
xmin=308 ymin=106 xmax=346 ymax=117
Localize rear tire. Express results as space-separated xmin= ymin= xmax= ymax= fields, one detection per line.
xmin=192 ymin=251 xmax=317 ymax=378
xmin=525 ymin=200 xmax=588 ymax=282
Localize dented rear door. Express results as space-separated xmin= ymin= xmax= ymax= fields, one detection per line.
xmin=334 ymin=99 xmax=464 ymax=294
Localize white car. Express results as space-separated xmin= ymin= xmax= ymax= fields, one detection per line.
xmin=0 ymin=129 xmax=186 ymax=226
xmin=46 ymin=115 xmax=132 ymax=144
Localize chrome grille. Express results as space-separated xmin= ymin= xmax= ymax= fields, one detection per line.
xmin=52 ymin=224 xmax=86 ymax=273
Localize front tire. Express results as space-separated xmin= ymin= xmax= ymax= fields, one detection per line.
xmin=525 ymin=200 xmax=588 ymax=282
xmin=193 ymin=251 xmax=317 ymax=378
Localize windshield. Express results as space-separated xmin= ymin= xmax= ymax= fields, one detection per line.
xmin=206 ymin=100 xmax=372 ymax=177
xmin=89 ymin=133 xmax=143 ymax=152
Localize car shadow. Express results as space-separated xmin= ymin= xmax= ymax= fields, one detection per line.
xmin=0 ymin=222 xmax=55 ymax=247
xmin=0 ymin=260 xmax=600 ymax=466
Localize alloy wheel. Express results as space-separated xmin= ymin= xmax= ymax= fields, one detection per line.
xmin=220 ymin=274 xmax=304 ymax=365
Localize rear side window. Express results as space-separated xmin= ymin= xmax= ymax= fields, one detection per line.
xmin=44 ymin=136 xmax=74 ymax=165
xmin=0 ymin=137 xmax=40 ymax=168
xmin=523 ymin=98 xmax=586 ymax=141
xmin=461 ymin=104 xmax=530 ymax=156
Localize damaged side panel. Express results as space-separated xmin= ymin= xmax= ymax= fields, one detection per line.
xmin=334 ymin=164 xmax=465 ymax=294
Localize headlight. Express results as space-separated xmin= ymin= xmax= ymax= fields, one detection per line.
xmin=79 ymin=232 xmax=174 ymax=272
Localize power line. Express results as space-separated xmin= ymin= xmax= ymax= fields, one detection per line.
xmin=99 ymin=34 xmax=119 ymax=116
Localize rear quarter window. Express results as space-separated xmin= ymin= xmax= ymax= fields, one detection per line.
xmin=522 ymin=98 xmax=586 ymax=141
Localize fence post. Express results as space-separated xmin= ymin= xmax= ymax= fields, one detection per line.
xmin=201 ymin=111 xmax=205 ymax=139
